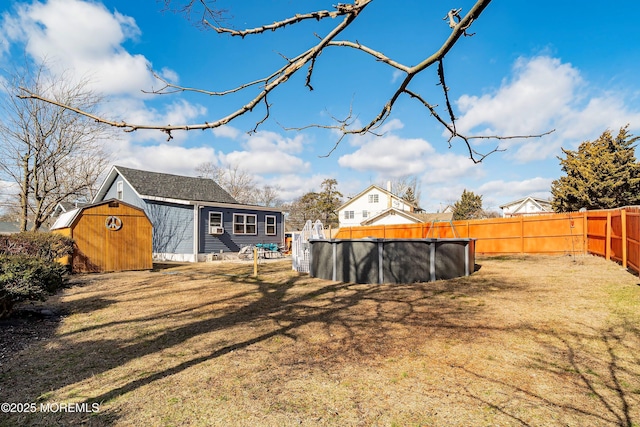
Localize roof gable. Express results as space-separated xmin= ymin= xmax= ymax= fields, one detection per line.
xmin=95 ymin=166 xmax=238 ymax=204
xmin=51 ymin=199 xmax=149 ymax=230
xmin=500 ymin=196 xmax=552 ymax=212
xmin=361 ymin=207 xmax=422 ymax=225
xmin=339 ymin=184 xmax=420 ymax=211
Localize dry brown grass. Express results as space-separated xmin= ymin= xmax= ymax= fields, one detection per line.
xmin=1 ymin=255 xmax=640 ymax=426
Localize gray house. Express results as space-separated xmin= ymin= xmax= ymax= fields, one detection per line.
xmin=93 ymin=166 xmax=284 ymax=262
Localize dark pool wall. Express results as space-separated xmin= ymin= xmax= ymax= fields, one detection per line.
xmin=309 ymin=238 xmax=475 ymax=284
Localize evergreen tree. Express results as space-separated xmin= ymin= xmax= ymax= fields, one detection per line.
xmin=551 ymin=126 xmax=640 ymax=212
xmin=452 ymin=189 xmax=484 ymax=220
xmin=282 ymin=179 xmax=343 ymax=229
xmin=402 ymin=187 xmax=417 ymax=206
xmin=317 ymin=179 xmax=343 ymax=227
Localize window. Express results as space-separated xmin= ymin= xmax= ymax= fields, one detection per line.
xmin=362 ymin=210 xmax=368 ymax=218
xmin=265 ymin=215 xmax=277 ymax=235
xmin=233 ymin=213 xmax=257 ymax=235
xmin=344 ymin=211 xmax=354 ymax=219
xmin=368 ymin=194 xmax=379 ymax=203
xmin=209 ymin=212 xmax=223 ymax=234
xmin=116 ymin=181 xmax=123 ymax=200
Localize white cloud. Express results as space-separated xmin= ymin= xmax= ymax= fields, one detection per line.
xmin=455 ymin=55 xmax=640 ymax=162
xmin=391 ymin=70 xmax=404 ymax=84
xmin=338 ymin=121 xmax=482 ymax=183
xmin=1 ymin=0 xmax=157 ymax=96
xmin=212 ymin=126 xmax=242 ymax=140
xmin=108 ymin=140 xmax=218 ymax=177
xmin=159 ymin=67 xmax=179 ymax=84
xmin=101 ymin=97 xmax=206 ymax=144
xmin=477 ymin=177 xmax=554 ymax=209
xmin=263 ymin=173 xmax=331 ymax=202
xmin=217 ymin=130 xmax=310 ymax=174
xmin=457 ymin=56 xmax=580 ymax=136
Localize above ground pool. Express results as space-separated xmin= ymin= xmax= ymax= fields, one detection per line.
xmin=309 ymin=238 xmax=475 ymax=284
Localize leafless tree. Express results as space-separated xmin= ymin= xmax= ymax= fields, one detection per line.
xmin=0 ymin=63 xmax=114 ymax=231
xmin=380 ymin=176 xmax=422 ymax=208
xmin=253 ymin=185 xmax=283 ymax=208
xmin=19 ymin=0 xmax=553 ymax=162
xmin=195 ymin=162 xmax=256 ymax=204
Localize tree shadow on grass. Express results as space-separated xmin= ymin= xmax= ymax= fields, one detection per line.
xmin=447 ymin=323 xmax=640 ymax=427
xmin=1 ymin=260 xmax=640 ymax=426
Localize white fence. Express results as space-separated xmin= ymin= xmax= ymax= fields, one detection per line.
xmin=292 ymin=220 xmax=325 ymax=272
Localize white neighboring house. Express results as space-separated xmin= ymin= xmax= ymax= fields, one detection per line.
xmin=500 ymin=196 xmax=553 ymax=217
xmin=338 ymin=184 xmax=420 ymax=227
xmin=361 ymin=209 xmax=453 ymax=226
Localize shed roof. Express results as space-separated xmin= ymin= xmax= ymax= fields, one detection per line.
xmin=50 ymin=209 xmax=80 ymax=230
xmin=50 ymin=199 xmax=149 ymax=230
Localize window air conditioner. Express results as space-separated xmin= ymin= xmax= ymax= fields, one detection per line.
xmin=210 ymin=226 xmax=224 ymax=235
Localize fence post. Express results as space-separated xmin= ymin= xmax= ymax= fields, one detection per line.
xmin=520 ymin=216 xmax=524 ymax=254
xmin=583 ymin=211 xmax=588 ymax=254
xmin=253 ymin=246 xmax=258 ymax=277
xmin=622 ymin=209 xmax=628 ymax=268
xmin=605 ymin=211 xmax=612 ymax=261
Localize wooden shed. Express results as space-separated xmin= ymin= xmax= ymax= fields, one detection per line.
xmin=51 ymin=199 xmax=152 ymax=273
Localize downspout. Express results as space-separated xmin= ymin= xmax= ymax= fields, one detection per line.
xmin=193 ymin=203 xmax=199 ymax=262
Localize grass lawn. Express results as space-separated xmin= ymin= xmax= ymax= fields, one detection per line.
xmin=1 ymin=255 xmax=640 ymax=426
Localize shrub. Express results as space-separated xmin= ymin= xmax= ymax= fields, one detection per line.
xmin=0 ymin=232 xmax=73 ymax=318
xmin=0 ymin=255 xmax=68 ymax=318
xmin=0 ymin=232 xmax=74 ymax=262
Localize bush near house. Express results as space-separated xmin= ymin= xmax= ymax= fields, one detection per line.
xmin=0 ymin=233 xmax=73 ymax=318
xmin=0 ymin=232 xmax=74 ymax=261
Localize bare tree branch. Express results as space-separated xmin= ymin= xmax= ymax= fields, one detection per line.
xmin=15 ymin=0 xmax=554 ymax=163
xmin=2 ymin=63 xmax=114 ymax=230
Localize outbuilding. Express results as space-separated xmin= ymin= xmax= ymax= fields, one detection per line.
xmin=51 ymin=199 xmax=152 ymax=273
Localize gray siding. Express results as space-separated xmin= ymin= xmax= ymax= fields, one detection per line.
xmin=103 ymin=173 xmax=146 ymax=209
xmin=199 ymin=206 xmax=283 ymax=253
xmin=101 ymin=174 xmax=194 ymax=254
xmin=146 ymin=201 xmax=194 ymax=254
xmin=98 ymin=170 xmax=283 ymax=257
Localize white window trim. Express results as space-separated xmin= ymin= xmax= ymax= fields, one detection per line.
xmin=233 ymin=213 xmax=257 ymax=235
xmin=116 ymin=181 xmax=123 ymax=200
xmin=368 ymin=194 xmax=379 ymax=203
xmin=344 ymin=210 xmax=354 ymax=219
xmin=209 ymin=212 xmax=223 ymax=234
xmin=265 ymin=215 xmax=277 ymax=236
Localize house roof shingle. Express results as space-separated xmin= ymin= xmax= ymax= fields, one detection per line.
xmin=115 ymin=166 xmax=238 ymax=204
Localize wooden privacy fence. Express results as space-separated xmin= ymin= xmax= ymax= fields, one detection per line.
xmin=336 ymin=213 xmax=587 ymax=256
xmin=586 ymin=207 xmax=640 ymax=274
xmin=335 ymin=207 xmax=640 ymax=274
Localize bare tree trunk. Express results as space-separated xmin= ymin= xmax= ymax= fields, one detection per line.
xmin=0 ymin=63 xmax=114 ymax=231
xmin=19 ymin=156 xmax=30 ymax=232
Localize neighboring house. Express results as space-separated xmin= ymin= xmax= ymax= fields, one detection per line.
xmin=93 ymin=166 xmax=284 ymax=262
xmin=360 ymin=208 xmax=453 ymax=227
xmin=500 ymin=196 xmax=553 ymax=217
xmin=52 ymin=201 xmax=89 ymax=218
xmin=338 ymin=184 xmax=421 ymax=228
xmin=50 ymin=201 xmax=89 ymax=227
xmin=440 ymin=204 xmax=454 ymax=214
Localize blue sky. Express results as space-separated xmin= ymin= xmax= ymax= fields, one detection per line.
xmin=2 ymin=0 xmax=640 ymax=212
